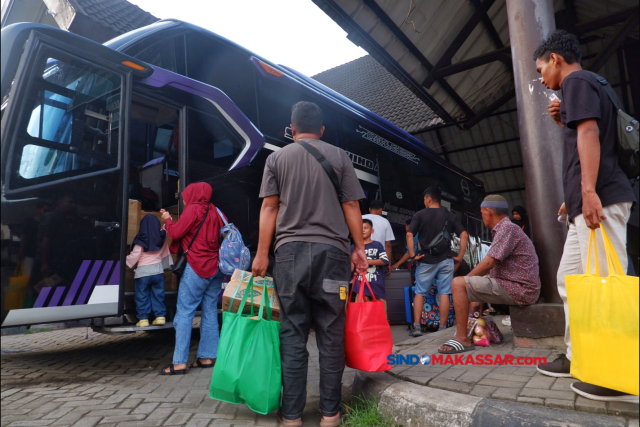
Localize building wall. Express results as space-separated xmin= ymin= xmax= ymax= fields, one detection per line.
xmin=1 ymin=0 xmax=59 ymax=28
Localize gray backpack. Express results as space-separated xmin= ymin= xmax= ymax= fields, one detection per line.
xmin=589 ymin=72 xmax=639 ymax=178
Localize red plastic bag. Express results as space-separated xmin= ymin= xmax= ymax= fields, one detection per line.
xmin=345 ymin=274 xmax=393 ymax=372
xmin=473 ymin=335 xmax=491 ymax=347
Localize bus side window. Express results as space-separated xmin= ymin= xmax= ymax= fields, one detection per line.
xmin=254 ymin=75 xmax=339 ymax=146
xmin=186 ymin=106 xmax=246 ymax=182
xmin=132 ymin=35 xmax=186 ymax=76
xmin=10 ymin=53 xmax=121 ymax=189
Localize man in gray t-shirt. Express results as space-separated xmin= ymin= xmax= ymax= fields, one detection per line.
xmin=253 ymin=102 xmax=367 ymax=427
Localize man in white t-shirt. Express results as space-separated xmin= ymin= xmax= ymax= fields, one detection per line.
xmin=362 ymin=200 xmax=395 ymax=266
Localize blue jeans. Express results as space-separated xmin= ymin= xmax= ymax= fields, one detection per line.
xmin=135 ymin=273 xmax=166 ymax=320
xmin=415 ymin=258 xmax=454 ymax=297
xmin=173 ymin=263 xmax=223 ymax=364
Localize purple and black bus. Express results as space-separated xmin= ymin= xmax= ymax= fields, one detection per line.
xmin=0 ymin=20 xmax=484 ymax=330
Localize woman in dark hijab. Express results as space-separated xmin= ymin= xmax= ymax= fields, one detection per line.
xmin=511 ymin=205 xmax=531 ymax=238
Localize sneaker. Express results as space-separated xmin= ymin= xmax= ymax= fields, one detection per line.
xmin=152 ymin=317 xmax=165 ymax=326
xmin=320 ymin=411 xmax=342 ymax=427
xmin=276 ymin=411 xmax=302 ymax=427
xmin=537 ymin=353 xmax=572 ymax=378
xmin=571 ymin=381 xmax=640 ymax=403
xmin=136 ymin=319 xmax=149 ymax=327
xmin=409 ymin=325 xmax=423 ymax=337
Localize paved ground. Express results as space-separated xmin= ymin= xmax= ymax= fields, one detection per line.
xmin=0 ymin=323 xmax=407 ymax=427
xmin=389 ymin=315 xmax=640 ymax=421
xmin=3 ymin=318 xmax=637 ymax=426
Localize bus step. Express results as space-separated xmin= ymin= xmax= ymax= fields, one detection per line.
xmin=93 ymin=323 xmax=175 ymax=334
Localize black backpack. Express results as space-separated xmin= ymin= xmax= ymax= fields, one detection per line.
xmin=589 ymin=72 xmax=639 ymax=178
xmin=423 ymin=209 xmax=452 ymax=257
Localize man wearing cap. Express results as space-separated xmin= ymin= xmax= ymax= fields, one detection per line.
xmin=438 ymin=195 xmax=541 ymax=354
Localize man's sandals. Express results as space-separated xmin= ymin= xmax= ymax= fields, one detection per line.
xmin=158 ymin=358 xmax=215 ymax=375
xmin=158 ymin=364 xmax=189 ymax=375
xmin=438 ymin=339 xmax=475 ymax=354
xmin=191 ymin=358 xmax=215 ymax=368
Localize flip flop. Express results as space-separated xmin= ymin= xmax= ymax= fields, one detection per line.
xmin=158 ymin=364 xmax=189 ymax=375
xmin=191 ymin=358 xmax=216 ymax=368
xmin=438 ymin=339 xmax=476 ymax=354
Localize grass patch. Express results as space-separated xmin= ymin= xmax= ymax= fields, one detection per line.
xmin=24 ymin=328 xmax=52 ymax=334
xmin=342 ymin=397 xmax=397 ymax=427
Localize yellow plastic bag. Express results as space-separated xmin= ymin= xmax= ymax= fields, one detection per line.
xmin=4 ymin=263 xmax=30 ymax=311
xmin=566 ymin=225 xmax=639 ymax=396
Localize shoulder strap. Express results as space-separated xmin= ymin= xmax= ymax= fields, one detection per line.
xmin=586 ymin=71 xmax=624 ymax=112
xmin=185 ymin=204 xmax=209 ymax=253
xmin=216 ymin=207 xmax=229 ymax=226
xmin=443 ymin=208 xmax=450 ymax=232
xmin=297 ymin=140 xmax=341 ymax=195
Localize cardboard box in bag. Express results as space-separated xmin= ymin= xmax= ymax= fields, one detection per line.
xmin=221 ymin=269 xmax=280 ymax=321
xmin=127 ymin=200 xmax=178 ymax=245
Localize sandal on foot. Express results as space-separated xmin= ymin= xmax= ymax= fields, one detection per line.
xmin=158 ymin=364 xmax=188 ymax=375
xmin=191 ymin=358 xmax=215 ymax=368
xmin=438 ymin=339 xmax=475 ymax=354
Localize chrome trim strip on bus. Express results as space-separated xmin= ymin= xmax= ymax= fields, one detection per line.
xmin=354 ymin=169 xmax=380 ymax=185
xmin=262 ymin=143 xmax=379 ymax=184
xmin=263 ymin=143 xmax=281 ymax=152
xmin=203 ymin=98 xmax=251 ymax=171
xmin=1 ymin=303 xmax=118 ymax=327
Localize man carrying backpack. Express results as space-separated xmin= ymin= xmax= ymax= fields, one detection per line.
xmin=533 ymin=30 xmax=637 ymax=403
xmin=406 ymin=186 xmax=468 ymax=337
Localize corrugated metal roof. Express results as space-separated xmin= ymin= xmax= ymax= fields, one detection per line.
xmin=312 ymin=55 xmax=443 ymax=133
xmin=314 ymin=0 xmax=638 ymax=121
xmin=312 ymin=0 xmax=638 ymax=213
xmin=315 ymin=0 xmax=512 ymax=120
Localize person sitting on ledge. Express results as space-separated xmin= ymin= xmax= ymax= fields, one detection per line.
xmin=438 ymin=195 xmax=541 ymax=354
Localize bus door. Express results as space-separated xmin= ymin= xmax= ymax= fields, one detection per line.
xmin=0 ymin=30 xmax=135 ymax=327
xmin=123 ymin=93 xmax=183 ymax=321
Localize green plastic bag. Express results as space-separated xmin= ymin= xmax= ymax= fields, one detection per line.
xmin=209 ymin=275 xmax=282 ymax=414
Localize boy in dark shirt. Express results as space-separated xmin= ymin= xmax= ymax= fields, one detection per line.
xmin=351 ymin=219 xmax=389 ymax=312
xmin=533 ymin=30 xmax=636 ymax=403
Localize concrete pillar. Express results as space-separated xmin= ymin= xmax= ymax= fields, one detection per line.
xmin=506 ymin=0 xmax=566 ymax=303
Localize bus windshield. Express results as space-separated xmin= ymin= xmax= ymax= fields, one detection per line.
xmin=9 ymin=50 xmax=122 ymax=189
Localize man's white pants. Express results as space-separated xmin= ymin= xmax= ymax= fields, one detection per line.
xmin=557 ymin=202 xmax=631 ymax=360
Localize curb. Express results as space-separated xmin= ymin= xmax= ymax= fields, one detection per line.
xmin=353 ymin=371 xmax=632 ymax=427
